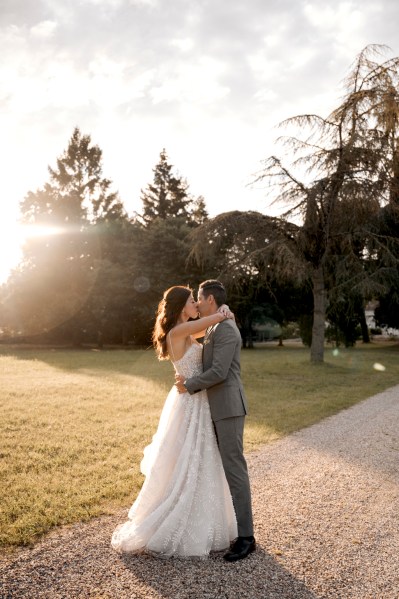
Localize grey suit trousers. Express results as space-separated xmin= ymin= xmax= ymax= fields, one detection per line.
xmin=213 ymin=416 xmax=254 ymax=537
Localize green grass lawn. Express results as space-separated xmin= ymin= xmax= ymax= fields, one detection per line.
xmin=1 ymin=340 xmax=398 ymax=548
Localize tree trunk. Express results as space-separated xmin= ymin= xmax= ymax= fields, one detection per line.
xmin=97 ymin=330 xmax=104 ymax=349
xmin=122 ymin=322 xmax=129 ymax=346
xmin=359 ymin=309 xmax=370 ymax=343
xmin=248 ymin=325 xmax=254 ymax=349
xmin=310 ymin=266 xmax=326 ymax=363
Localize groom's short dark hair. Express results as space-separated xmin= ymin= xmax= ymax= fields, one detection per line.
xmin=199 ymin=280 xmax=227 ymax=307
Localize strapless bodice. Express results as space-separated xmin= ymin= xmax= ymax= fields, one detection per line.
xmin=172 ymin=343 xmax=202 ymax=379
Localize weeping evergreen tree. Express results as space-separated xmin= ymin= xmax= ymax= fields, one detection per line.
xmin=374 ymin=152 xmax=399 ymax=330
xmin=189 ymin=45 xmax=399 ymax=362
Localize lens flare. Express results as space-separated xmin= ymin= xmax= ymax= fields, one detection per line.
xmin=134 ymin=276 xmax=150 ymax=292
xmin=0 ymin=223 xmax=69 ymax=284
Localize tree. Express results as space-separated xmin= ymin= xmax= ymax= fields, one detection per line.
xmin=127 ymin=214 xmax=216 ymax=344
xmin=374 ymin=280 xmax=399 ymax=330
xmin=189 ymin=45 xmax=399 ymax=362
xmin=138 ymin=149 xmax=208 ymax=226
xmin=21 ymin=127 xmax=125 ymax=226
xmin=2 ymin=127 xmax=130 ymax=342
xmin=374 ymin=194 xmax=399 ymax=330
xmin=123 ymin=150 xmax=213 ymax=343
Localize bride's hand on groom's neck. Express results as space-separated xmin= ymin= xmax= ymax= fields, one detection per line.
xmin=217 ymin=304 xmax=235 ymax=320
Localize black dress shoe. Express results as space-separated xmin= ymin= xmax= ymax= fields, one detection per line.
xmin=223 ymin=536 xmax=256 ymax=562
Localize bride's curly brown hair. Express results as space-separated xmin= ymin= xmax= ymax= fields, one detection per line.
xmin=152 ymin=285 xmax=192 ymax=360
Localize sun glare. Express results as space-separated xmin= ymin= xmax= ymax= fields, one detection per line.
xmin=0 ymin=222 xmax=64 ymax=285
xmin=0 ymin=223 xmax=23 ymax=284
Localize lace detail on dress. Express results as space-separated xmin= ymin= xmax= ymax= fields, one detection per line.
xmin=111 ymin=342 xmax=237 ymax=558
xmin=172 ymin=342 xmax=203 ymax=378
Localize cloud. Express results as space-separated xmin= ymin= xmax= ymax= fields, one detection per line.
xmin=3 ymin=0 xmax=398 ymax=117
xmin=30 ymin=19 xmax=58 ymax=38
xmin=1 ymin=0 xmax=399 ymax=225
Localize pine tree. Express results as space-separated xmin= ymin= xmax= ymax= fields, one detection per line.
xmin=22 ymin=127 xmax=125 ymax=226
xmin=3 ymin=128 xmax=130 ymax=342
xmin=139 ymin=149 xmax=208 ymax=226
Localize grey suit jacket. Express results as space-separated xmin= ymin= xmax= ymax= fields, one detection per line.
xmin=184 ymin=319 xmax=248 ymax=422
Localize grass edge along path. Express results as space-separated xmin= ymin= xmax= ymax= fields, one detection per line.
xmin=1 ymin=340 xmax=398 ymax=548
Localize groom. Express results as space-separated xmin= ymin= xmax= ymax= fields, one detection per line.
xmin=175 ymin=279 xmax=255 ymax=562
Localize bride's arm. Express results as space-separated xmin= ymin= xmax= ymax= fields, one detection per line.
xmin=170 ymin=313 xmax=224 ymax=340
xmin=191 ymin=305 xmax=233 ymax=339
xmin=170 ymin=307 xmax=232 ymax=340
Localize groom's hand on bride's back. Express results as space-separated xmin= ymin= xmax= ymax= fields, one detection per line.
xmin=175 ymin=373 xmax=186 ymax=394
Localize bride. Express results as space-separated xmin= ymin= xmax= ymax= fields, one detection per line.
xmin=111 ymin=285 xmax=237 ymax=557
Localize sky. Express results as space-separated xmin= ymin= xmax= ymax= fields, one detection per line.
xmin=1 ymin=0 xmax=399 ymax=282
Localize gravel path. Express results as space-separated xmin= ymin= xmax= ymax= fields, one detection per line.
xmin=1 ymin=385 xmax=399 ymax=599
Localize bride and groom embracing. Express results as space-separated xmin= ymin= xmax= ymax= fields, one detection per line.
xmin=111 ymin=280 xmax=255 ymax=562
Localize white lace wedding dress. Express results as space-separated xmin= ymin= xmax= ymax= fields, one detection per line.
xmin=111 ymin=342 xmax=237 ymax=557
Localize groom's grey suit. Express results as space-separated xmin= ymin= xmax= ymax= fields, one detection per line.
xmin=184 ymin=319 xmax=254 ymax=537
